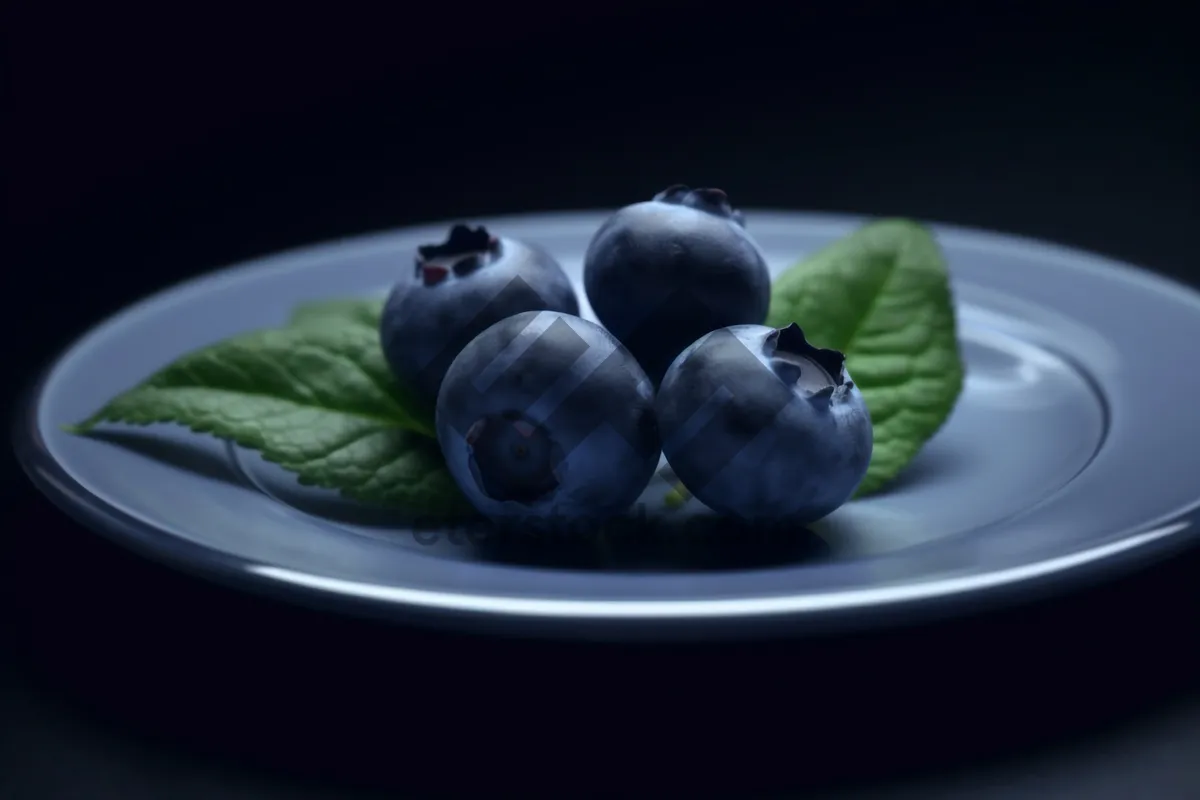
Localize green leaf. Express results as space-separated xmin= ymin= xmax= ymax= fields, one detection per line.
xmin=765 ymin=219 xmax=964 ymax=497
xmin=64 ymin=323 xmax=469 ymax=515
xmin=288 ymin=296 xmax=385 ymax=330
xmin=663 ymin=481 xmax=691 ymax=510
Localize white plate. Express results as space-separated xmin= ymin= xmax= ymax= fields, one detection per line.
xmin=14 ymin=211 xmax=1200 ymax=641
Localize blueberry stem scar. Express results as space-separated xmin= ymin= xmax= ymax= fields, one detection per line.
xmin=414 ymin=224 xmax=502 ymax=281
xmin=416 ymin=224 xmax=499 ymax=261
xmin=652 ymin=184 xmax=744 ymax=225
xmin=768 ymin=323 xmax=848 ymax=384
xmin=421 ymin=264 xmax=450 ymax=286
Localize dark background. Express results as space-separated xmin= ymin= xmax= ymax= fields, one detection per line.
xmin=4 ymin=1 xmax=1198 ymax=797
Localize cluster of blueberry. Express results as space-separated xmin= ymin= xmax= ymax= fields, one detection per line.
xmin=379 ymin=186 xmax=873 ymax=528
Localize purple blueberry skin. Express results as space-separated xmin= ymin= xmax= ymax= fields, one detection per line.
xmin=582 ymin=185 xmax=772 ymax=386
xmin=656 ymin=323 xmax=873 ymax=524
xmin=380 ymin=224 xmax=579 ymax=409
xmin=436 ymin=310 xmax=661 ymax=525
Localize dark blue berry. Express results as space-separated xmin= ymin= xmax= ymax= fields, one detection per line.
xmin=380 ymin=224 xmax=579 ymax=407
xmin=583 ymin=185 xmax=771 ymax=385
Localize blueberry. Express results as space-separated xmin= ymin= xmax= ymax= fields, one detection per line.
xmin=436 ymin=310 xmax=661 ymax=525
xmin=380 ymin=224 xmax=579 ymax=407
xmin=582 ymin=184 xmax=772 ymax=385
xmin=656 ymin=323 xmax=873 ymax=524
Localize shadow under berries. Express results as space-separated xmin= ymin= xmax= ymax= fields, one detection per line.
xmin=468 ymin=510 xmax=832 ymax=572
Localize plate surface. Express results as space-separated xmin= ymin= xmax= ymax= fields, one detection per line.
xmin=14 ymin=211 xmax=1200 ymax=641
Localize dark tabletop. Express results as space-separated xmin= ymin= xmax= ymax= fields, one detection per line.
xmin=4 ymin=1 xmax=1199 ymax=797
